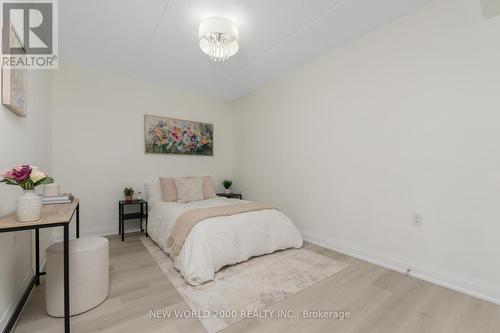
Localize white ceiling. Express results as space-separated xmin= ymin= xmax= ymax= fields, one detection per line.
xmin=60 ymin=0 xmax=432 ymax=100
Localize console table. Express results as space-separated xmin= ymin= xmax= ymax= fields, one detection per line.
xmin=0 ymin=199 xmax=80 ymax=333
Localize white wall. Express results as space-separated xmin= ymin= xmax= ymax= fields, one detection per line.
xmin=232 ymin=0 xmax=500 ymax=303
xmin=52 ymin=66 xmax=233 ymax=237
xmin=0 ymin=70 xmax=53 ymax=330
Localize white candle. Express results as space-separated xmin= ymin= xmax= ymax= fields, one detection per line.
xmin=44 ymin=183 xmax=61 ymax=197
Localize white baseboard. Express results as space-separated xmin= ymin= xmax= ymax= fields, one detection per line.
xmin=299 ymin=228 xmax=500 ymax=306
xmin=0 ymin=272 xmax=33 ymax=332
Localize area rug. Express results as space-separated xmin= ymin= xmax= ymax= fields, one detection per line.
xmin=140 ymin=236 xmax=349 ymax=333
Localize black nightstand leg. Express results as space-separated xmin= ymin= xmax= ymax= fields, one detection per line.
xmin=118 ymin=203 xmax=121 ymax=235
xmin=140 ymin=203 xmax=144 ymax=232
xmin=120 ymin=204 xmax=125 ymax=242
xmin=145 ymin=202 xmax=149 ymax=238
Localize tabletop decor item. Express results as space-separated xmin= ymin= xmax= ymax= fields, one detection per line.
xmin=222 ymin=179 xmax=233 ymax=194
xmin=134 ymin=191 xmax=143 ymax=200
xmin=1 ymin=165 xmax=54 ymax=222
xmin=123 ymin=187 xmax=134 ymax=201
xmin=44 ymin=183 xmax=61 ymax=197
xmin=42 ymin=193 xmax=73 ymax=205
xmin=144 ymin=115 xmax=213 ymax=156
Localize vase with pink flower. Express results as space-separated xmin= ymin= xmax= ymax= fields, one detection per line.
xmin=1 ymin=165 xmax=54 ymax=222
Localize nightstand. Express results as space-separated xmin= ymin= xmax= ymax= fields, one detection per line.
xmin=119 ymin=200 xmax=148 ymax=242
xmin=217 ymin=193 xmax=243 ymax=200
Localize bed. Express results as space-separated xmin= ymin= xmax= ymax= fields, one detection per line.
xmin=145 ymin=180 xmax=303 ymax=285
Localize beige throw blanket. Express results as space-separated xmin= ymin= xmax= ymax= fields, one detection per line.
xmin=167 ymin=202 xmax=274 ymax=257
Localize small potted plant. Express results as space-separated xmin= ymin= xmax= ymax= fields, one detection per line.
xmin=123 ymin=187 xmax=134 ymax=201
xmin=1 ymin=165 xmax=54 ymax=222
xmin=222 ymin=180 xmax=233 ymax=195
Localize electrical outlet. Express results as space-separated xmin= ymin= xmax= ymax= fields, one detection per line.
xmin=412 ymin=213 xmax=423 ymax=226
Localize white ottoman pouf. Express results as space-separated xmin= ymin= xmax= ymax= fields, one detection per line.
xmin=45 ymin=237 xmax=109 ymax=317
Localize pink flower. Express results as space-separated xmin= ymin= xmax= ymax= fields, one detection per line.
xmin=1 ymin=168 xmax=14 ymax=179
xmin=11 ymin=165 xmax=32 ymax=181
xmin=169 ymin=131 xmax=181 ymax=143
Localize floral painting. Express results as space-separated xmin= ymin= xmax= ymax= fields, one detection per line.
xmin=145 ymin=115 xmax=213 ymax=155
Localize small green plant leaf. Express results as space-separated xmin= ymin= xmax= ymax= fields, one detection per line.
xmin=36 ymin=177 xmax=54 ymax=186
xmin=0 ymin=179 xmax=18 ymax=185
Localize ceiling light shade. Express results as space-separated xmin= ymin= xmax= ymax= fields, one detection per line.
xmin=199 ymin=17 xmax=239 ymax=62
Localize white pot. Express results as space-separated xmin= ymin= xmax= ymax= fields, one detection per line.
xmin=16 ymin=190 xmax=42 ymax=222
xmin=224 ymin=188 xmax=231 ymax=194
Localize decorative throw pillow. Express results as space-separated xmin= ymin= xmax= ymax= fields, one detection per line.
xmin=145 ymin=179 xmax=163 ymax=202
xmin=203 ymin=176 xmax=217 ymax=199
xmin=175 ymin=177 xmax=204 ymax=203
xmin=159 ymin=177 xmax=178 ymax=202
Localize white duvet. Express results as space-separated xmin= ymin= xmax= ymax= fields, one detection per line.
xmin=148 ymin=197 xmax=303 ymax=285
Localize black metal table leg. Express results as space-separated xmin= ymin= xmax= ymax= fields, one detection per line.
xmin=121 ymin=204 xmax=124 ymax=242
xmin=76 ymin=203 xmax=80 ymax=239
xmin=140 ymin=203 xmax=144 ymax=232
xmin=35 ymin=228 xmax=40 ymax=285
xmin=63 ymin=224 xmax=70 ymax=332
xmin=145 ymin=202 xmax=148 ymax=238
xmin=118 ymin=203 xmax=121 ymax=235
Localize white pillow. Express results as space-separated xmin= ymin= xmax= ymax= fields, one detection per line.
xmin=174 ymin=177 xmax=204 ymax=203
xmin=144 ymin=180 xmax=162 ymax=202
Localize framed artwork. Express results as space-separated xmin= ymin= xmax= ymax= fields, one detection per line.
xmin=2 ymin=23 xmax=27 ymax=117
xmin=144 ymin=115 xmax=214 ymax=156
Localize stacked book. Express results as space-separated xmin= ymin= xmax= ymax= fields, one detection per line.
xmin=42 ymin=193 xmax=74 ymax=205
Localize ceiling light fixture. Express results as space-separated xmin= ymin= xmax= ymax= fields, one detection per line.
xmin=199 ymin=17 xmax=239 ymax=62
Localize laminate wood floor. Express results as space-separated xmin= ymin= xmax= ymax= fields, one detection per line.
xmin=14 ymin=233 xmax=500 ymax=333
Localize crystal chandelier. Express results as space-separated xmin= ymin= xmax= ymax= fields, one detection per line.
xmin=199 ymin=17 xmax=239 ymax=62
